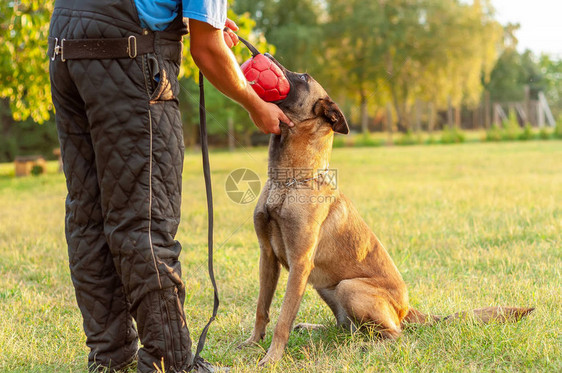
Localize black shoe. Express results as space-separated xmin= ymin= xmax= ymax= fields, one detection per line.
xmin=189 ymin=357 xmax=230 ymax=373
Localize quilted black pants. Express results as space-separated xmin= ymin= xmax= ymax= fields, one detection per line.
xmin=49 ymin=1 xmax=191 ymax=371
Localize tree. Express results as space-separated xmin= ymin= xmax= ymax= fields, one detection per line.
xmin=0 ymin=0 xmax=54 ymax=123
xmin=486 ymin=49 xmax=546 ymax=103
xmin=320 ymin=0 xmax=503 ymax=132
xmin=233 ymin=0 xmax=323 ymax=73
xmin=539 ymin=55 xmax=562 ymax=118
xmin=321 ymin=0 xmax=393 ymax=133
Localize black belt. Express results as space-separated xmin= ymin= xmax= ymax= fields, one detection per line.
xmin=48 ymin=34 xmax=156 ymax=61
xmin=48 ymin=34 xmax=183 ymax=62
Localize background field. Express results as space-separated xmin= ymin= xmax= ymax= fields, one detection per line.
xmin=0 ymin=141 xmax=560 ymax=372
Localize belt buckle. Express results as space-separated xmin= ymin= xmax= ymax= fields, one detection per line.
xmin=127 ymin=35 xmax=137 ymax=58
xmin=51 ymin=38 xmax=66 ymax=62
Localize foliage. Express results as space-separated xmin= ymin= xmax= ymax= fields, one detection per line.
xmin=485 ymin=124 xmax=503 ymax=142
xmin=0 ymin=99 xmax=59 ymax=162
xmin=2 ymin=0 xmax=561 ymax=156
xmin=440 ymin=126 xmax=466 ymax=144
xmin=501 ymin=111 xmax=521 ymax=141
xmin=538 ymin=127 xmax=551 ymax=140
xmin=484 ymin=121 xmax=560 ymax=142
xmin=354 ymin=133 xmax=384 ymax=147
xmin=555 ymin=116 xmax=562 ymax=139
xmin=486 ymin=49 xmax=546 ymax=103
xmin=518 ymin=124 xmax=533 ymax=141
xmin=425 ymin=135 xmax=438 ymax=145
xmin=0 ymin=0 xmax=54 ymax=123
xmin=30 ymin=164 xmax=44 ymax=176
xmin=233 ymin=0 xmax=322 ymax=73
xmin=332 ymin=135 xmax=345 ymax=148
xmin=539 ymin=55 xmax=562 ymax=119
xmin=235 ymin=0 xmax=504 ymax=133
xmin=394 ymin=130 xmax=421 ymax=146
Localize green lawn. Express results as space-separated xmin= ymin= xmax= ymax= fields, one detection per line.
xmin=1 ymin=141 xmax=561 ymax=372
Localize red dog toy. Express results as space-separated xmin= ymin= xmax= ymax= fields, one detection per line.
xmin=238 ymin=36 xmax=290 ymax=102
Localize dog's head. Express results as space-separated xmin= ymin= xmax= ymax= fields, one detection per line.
xmin=265 ymin=54 xmax=349 ymax=135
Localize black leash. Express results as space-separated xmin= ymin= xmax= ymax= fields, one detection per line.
xmin=189 ymin=35 xmax=261 ymax=370
xmin=189 ymin=71 xmax=220 ymax=370
xmin=236 ymin=34 xmax=260 ymax=57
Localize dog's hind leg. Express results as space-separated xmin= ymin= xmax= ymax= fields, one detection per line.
xmin=293 ymin=287 xmax=349 ymax=332
xmin=335 ymin=278 xmax=408 ymax=339
xmin=314 ymin=287 xmax=353 ymax=329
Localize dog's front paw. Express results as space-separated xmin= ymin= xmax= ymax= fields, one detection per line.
xmin=258 ymin=350 xmax=282 ymax=367
xmin=237 ymin=329 xmax=266 ymax=349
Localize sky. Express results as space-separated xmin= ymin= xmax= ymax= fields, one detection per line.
xmin=491 ymin=0 xmax=562 ymax=57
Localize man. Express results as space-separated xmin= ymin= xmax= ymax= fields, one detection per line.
xmin=48 ymin=0 xmax=291 ymax=371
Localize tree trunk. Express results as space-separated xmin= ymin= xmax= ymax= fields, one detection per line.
xmin=415 ymin=99 xmax=421 ymax=134
xmin=524 ymin=85 xmax=531 ymax=126
xmin=227 ymin=115 xmax=235 ymax=151
xmin=428 ymin=102 xmax=435 ymax=134
xmin=243 ymin=130 xmax=253 ymax=147
xmin=455 ymin=105 xmax=461 ymax=128
xmin=484 ymin=91 xmax=491 ymax=129
xmin=447 ymin=96 xmax=453 ymax=127
xmin=493 ymin=103 xmax=501 ymax=127
xmin=360 ymin=91 xmax=368 ymax=133
xmin=386 ymin=102 xmax=393 ymax=144
xmin=391 ymin=90 xmax=408 ymax=133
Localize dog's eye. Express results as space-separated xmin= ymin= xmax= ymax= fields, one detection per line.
xmin=299 ymin=74 xmax=308 ymax=82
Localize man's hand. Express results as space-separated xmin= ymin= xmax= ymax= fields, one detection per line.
xmin=189 ymin=18 xmax=294 ymax=135
xmin=223 ymin=19 xmax=239 ymax=48
xmin=249 ymin=101 xmax=293 ymax=135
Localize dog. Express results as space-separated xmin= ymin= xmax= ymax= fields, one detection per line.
xmin=239 ymin=55 xmax=534 ymax=366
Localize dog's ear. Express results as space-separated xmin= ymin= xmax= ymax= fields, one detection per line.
xmin=313 ymin=98 xmax=349 ymax=134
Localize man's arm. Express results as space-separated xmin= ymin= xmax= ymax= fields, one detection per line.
xmin=189 ymin=18 xmax=293 ymax=135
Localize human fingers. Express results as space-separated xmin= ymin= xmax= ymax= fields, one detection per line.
xmin=223 ymin=31 xmax=234 ymax=48
xmin=225 ymin=18 xmax=239 ymax=31
xmin=275 ymin=106 xmax=294 ymax=127
xmin=226 ymin=28 xmax=239 ymax=46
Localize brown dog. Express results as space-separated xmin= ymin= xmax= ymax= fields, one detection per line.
xmin=240 ymin=55 xmax=534 ymax=366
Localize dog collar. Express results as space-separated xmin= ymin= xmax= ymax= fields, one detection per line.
xmin=284 ymin=165 xmax=331 ymax=188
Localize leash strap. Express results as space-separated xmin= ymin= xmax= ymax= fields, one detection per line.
xmin=232 ymin=32 xmax=260 ymax=58
xmin=190 ymin=71 xmax=220 ymax=370
xmin=188 ymin=33 xmax=261 ymax=370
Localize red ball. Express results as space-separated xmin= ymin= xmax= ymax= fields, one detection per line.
xmin=241 ymin=54 xmax=290 ymax=102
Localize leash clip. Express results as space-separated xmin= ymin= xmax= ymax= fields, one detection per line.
xmin=127 ymin=35 xmax=137 ymax=58
xmin=51 ymin=38 xmax=66 ymax=62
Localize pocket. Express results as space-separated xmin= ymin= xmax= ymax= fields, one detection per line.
xmin=146 ymin=53 xmax=180 ymax=102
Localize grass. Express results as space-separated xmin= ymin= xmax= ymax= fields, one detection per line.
xmin=1 ymin=141 xmax=561 ymax=372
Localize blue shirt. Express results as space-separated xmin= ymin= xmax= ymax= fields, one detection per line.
xmin=134 ymin=0 xmax=227 ymax=31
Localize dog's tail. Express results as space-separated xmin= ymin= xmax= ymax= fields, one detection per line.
xmin=402 ymin=306 xmax=534 ymax=326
